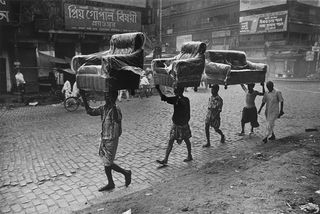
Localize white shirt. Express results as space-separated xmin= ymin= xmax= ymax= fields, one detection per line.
xmin=15 ymin=72 xmax=26 ymax=86
xmin=72 ymin=82 xmax=79 ymax=97
xmin=62 ymin=80 xmax=72 ymax=98
xmin=140 ymin=76 xmax=150 ymax=86
xmin=262 ymin=89 xmax=284 ymax=121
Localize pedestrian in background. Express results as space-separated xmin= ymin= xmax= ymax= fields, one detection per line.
xmin=203 ymin=84 xmax=225 ymax=147
xmin=49 ymin=69 xmax=57 ymax=93
xmin=155 ymin=85 xmax=193 ymax=165
xmin=118 ymin=90 xmax=130 ymax=102
xmin=80 ymin=90 xmax=131 ymax=191
xmin=15 ymin=65 xmax=26 ymax=101
xmin=139 ymin=72 xmax=150 ymax=98
xmin=61 ymin=80 xmax=72 ymax=99
xmin=238 ymin=83 xmax=265 ymax=136
xmin=71 ymin=82 xmax=80 ymax=98
xmin=258 ymin=81 xmax=284 ymax=143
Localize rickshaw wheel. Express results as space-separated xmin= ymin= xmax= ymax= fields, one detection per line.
xmin=64 ymin=97 xmax=80 ymax=112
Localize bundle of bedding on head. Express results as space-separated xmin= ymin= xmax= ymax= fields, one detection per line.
xmin=152 ymin=41 xmax=206 ymax=88
xmin=71 ymin=32 xmax=145 ymax=92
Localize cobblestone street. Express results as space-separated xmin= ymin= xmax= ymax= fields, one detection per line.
xmin=0 ymin=81 xmax=319 ymax=214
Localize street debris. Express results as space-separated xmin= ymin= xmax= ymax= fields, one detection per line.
xmin=181 ymin=207 xmax=189 ymax=212
xmin=299 ymin=203 xmax=319 ymax=213
xmin=122 ymin=209 xmax=131 ymax=214
xmin=145 ymin=193 xmax=153 ymax=196
xmin=28 ymin=101 xmax=39 ymax=106
xmin=316 ymin=190 xmax=320 ymax=195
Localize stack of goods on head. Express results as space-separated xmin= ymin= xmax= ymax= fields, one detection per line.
xmin=151 ymin=41 xmax=206 ymax=88
xmin=71 ymin=32 xmax=145 ymax=92
xmin=205 ymin=50 xmax=267 ymax=88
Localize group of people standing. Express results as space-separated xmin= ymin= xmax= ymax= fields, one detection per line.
xmin=79 ymin=80 xmax=284 ymax=192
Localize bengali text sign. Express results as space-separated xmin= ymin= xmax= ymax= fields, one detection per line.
xmin=240 ymin=11 xmax=287 ymax=35
xmin=64 ymin=3 xmax=141 ymax=32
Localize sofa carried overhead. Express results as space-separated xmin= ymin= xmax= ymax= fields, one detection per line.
xmin=71 ymin=32 xmax=145 ymax=92
xmin=205 ymin=50 xmax=267 ymax=88
xmin=151 ymin=41 xmax=206 ymax=88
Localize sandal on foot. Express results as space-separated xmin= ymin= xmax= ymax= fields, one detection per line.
xmin=202 ymin=144 xmax=211 ymax=148
xmin=98 ymin=184 xmax=115 ymax=192
xmin=237 ymin=132 xmax=245 ymax=136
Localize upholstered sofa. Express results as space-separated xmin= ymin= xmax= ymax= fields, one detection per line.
xmin=71 ymin=32 xmax=145 ymax=92
xmin=151 ymin=41 xmax=206 ymax=88
xmin=204 ymin=50 xmax=267 ymax=88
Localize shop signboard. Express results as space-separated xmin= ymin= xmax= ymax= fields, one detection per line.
xmin=240 ymin=0 xmax=287 ymax=11
xmin=0 ymin=0 xmax=9 ymax=24
xmin=64 ymin=3 xmax=141 ymax=32
xmin=240 ymin=11 xmax=288 ymax=35
xmin=176 ymin=34 xmax=192 ymax=51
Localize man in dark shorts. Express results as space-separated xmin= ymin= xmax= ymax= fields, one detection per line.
xmin=238 ymin=83 xmax=265 ymax=136
xmin=155 ymin=85 xmax=193 ymax=165
xmin=203 ymin=84 xmax=225 ymax=147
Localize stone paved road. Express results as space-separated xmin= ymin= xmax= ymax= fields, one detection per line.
xmin=0 ymin=81 xmax=319 ymax=214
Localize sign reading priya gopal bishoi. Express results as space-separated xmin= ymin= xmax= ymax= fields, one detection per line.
xmin=64 ymin=3 xmax=141 ymax=32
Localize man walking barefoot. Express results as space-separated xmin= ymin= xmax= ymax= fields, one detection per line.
xmin=80 ymin=90 xmax=131 ymax=191
xmin=238 ymin=83 xmax=265 ymax=136
xmin=155 ymin=85 xmax=193 ymax=165
xmin=203 ymin=84 xmax=225 ymax=147
xmin=258 ymin=81 xmax=284 ymax=143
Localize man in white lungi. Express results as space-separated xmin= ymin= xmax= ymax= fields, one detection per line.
xmin=258 ymin=81 xmax=284 ymax=143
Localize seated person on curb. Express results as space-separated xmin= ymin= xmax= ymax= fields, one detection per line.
xmin=155 ymin=85 xmax=193 ymax=165
xmin=203 ymin=84 xmax=225 ymax=148
xmin=80 ymin=89 xmax=131 ymax=191
xmin=238 ymin=83 xmax=265 ymax=136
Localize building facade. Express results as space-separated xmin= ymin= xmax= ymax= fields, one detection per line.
xmin=160 ymin=0 xmax=320 ymax=78
xmin=160 ymin=0 xmax=240 ymax=53
xmin=239 ymin=0 xmax=320 ymax=78
xmin=0 ymin=0 xmax=154 ymax=93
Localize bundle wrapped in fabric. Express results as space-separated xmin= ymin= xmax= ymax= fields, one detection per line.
xmin=205 ymin=50 xmax=267 ymax=88
xmin=71 ymin=32 xmax=145 ymax=92
xmin=152 ymin=41 xmax=206 ymax=87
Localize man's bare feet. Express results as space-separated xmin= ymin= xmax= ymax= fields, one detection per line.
xmin=98 ymin=183 xmax=115 ymax=192
xmin=156 ymin=159 xmax=168 ymax=165
xmin=202 ymin=143 xmax=211 ymax=148
xmin=183 ymin=156 xmax=193 ymax=162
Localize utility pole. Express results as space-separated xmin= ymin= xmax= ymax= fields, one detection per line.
xmin=159 ymin=0 xmax=162 ymax=44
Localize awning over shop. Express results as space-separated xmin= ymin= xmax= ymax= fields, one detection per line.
xmin=38 ymin=52 xmax=70 ymax=65
xmin=38 ymin=52 xmax=71 ymax=77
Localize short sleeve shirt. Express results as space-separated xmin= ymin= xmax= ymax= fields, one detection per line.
xmin=207 ymin=95 xmax=223 ymax=119
xmin=163 ymin=96 xmax=190 ymax=125
xmin=262 ymin=89 xmax=284 ymax=120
